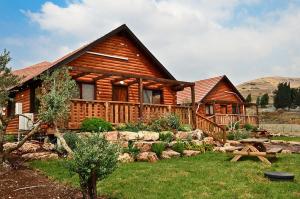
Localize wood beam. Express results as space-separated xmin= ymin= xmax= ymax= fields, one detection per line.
xmin=138 ymin=78 xmax=143 ymax=119
xmin=71 ymin=66 xmax=194 ymax=87
xmin=72 ymin=72 xmax=89 ymax=79
xmin=143 ymin=81 xmax=158 ymax=87
xmin=93 ymin=74 xmax=111 ymax=82
xmin=111 ymin=77 xmax=129 ymax=84
xmin=191 ymin=85 xmax=196 ymax=129
xmin=127 ymin=79 xmax=138 ymax=86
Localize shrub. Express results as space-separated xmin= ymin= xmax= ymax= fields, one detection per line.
xmin=178 ymin=124 xmax=192 ymax=132
xmin=63 ymin=132 xmax=80 ymax=150
xmin=172 ymin=141 xmax=185 ymax=155
xmin=80 ymin=117 xmax=113 ymax=132
xmin=67 ymin=134 xmax=119 ymax=199
xmin=244 ymin=123 xmax=254 ymax=131
xmin=4 ymin=135 xmax=15 ymax=142
xmin=151 ymin=142 xmax=166 ymax=157
xmin=122 ymin=140 xmax=140 ymax=158
xmin=203 ymin=144 xmax=214 ymax=152
xmin=148 ymin=113 xmax=181 ymax=132
xmin=227 ymin=129 xmax=250 ymax=140
xmin=184 ymin=141 xmax=205 ymax=153
xmin=116 ymin=122 xmax=147 ymax=132
xmin=159 ymin=131 xmax=173 ymax=143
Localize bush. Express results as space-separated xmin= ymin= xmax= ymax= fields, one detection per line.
xmin=67 ymin=134 xmax=119 ymax=198
xmin=227 ymin=129 xmax=250 ymax=140
xmin=159 ymin=131 xmax=174 ymax=143
xmin=178 ymin=124 xmax=192 ymax=132
xmin=172 ymin=141 xmax=185 ymax=155
xmin=244 ymin=123 xmax=254 ymax=131
xmin=151 ymin=142 xmax=166 ymax=157
xmin=122 ymin=140 xmax=140 ymax=158
xmin=63 ymin=132 xmax=80 ymax=150
xmin=4 ymin=135 xmax=15 ymax=142
xmin=116 ymin=122 xmax=147 ymax=132
xmin=80 ymin=117 xmax=113 ymax=132
xmin=203 ymin=144 xmax=214 ymax=152
xmin=148 ymin=114 xmax=181 ymax=132
xmin=184 ymin=141 xmax=205 ymax=153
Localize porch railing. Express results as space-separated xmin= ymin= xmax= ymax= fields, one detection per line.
xmin=209 ymin=114 xmax=259 ymax=127
xmin=68 ymin=99 xmax=192 ymax=129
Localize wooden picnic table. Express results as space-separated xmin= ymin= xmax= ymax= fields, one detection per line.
xmin=231 ymin=138 xmax=273 ymax=165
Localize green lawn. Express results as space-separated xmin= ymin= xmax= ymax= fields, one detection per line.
xmin=30 ymin=153 xmax=300 ymax=199
xmin=271 ymin=136 xmax=300 ymax=142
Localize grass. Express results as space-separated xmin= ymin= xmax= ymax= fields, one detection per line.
xmin=271 ymin=136 xmax=300 ymax=142
xmin=30 ymin=153 xmax=300 ymax=199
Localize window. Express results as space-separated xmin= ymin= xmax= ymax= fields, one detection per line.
xmin=232 ymin=104 xmax=240 ymax=114
xmin=7 ymin=100 xmax=15 ymax=117
xmin=30 ymin=86 xmax=42 ymax=113
xmin=143 ymin=89 xmax=162 ymax=104
xmin=79 ymin=83 xmax=95 ymax=100
xmin=205 ymin=104 xmax=214 ymax=115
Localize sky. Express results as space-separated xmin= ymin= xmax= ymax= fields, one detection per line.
xmin=1 ymin=0 xmax=300 ymax=84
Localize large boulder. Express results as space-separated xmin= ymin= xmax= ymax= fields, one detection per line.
xmin=203 ymin=137 xmax=214 ymax=145
xmin=213 ymin=147 xmax=226 ymax=153
xmin=183 ymin=150 xmax=201 ymax=157
xmin=119 ymin=131 xmax=138 ymax=141
xmin=226 ymin=140 xmax=241 ymax=146
xmin=175 ymin=131 xmax=190 ymax=140
xmin=137 ymin=152 xmax=158 ymax=162
xmin=4 ymin=142 xmax=41 ymax=154
xmin=139 ymin=131 xmax=159 ymax=141
xmin=118 ymin=153 xmax=134 ymax=163
xmin=191 ymin=140 xmax=204 ymax=146
xmin=104 ymin=131 xmax=119 ymax=141
xmin=161 ymin=149 xmax=180 ymax=159
xmin=21 ymin=152 xmax=58 ymax=160
xmin=42 ymin=143 xmax=55 ymax=151
xmin=134 ymin=141 xmax=154 ymax=152
xmin=191 ymin=129 xmax=204 ymax=140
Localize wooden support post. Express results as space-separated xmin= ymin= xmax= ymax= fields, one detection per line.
xmin=213 ymin=101 xmax=216 ymax=122
xmin=256 ymin=104 xmax=259 ymax=126
xmin=191 ymin=85 xmax=196 ymax=129
xmin=138 ymin=78 xmax=143 ymax=119
xmin=105 ymin=102 xmax=109 ymax=122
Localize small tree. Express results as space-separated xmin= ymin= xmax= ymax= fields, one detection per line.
xmin=273 ymin=82 xmax=292 ymax=109
xmin=68 ymin=135 xmax=119 ymax=199
xmin=0 ymin=50 xmax=41 ymax=165
xmin=256 ymin=96 xmax=260 ymax=106
xmin=38 ymin=67 xmax=78 ymax=156
xmin=245 ymin=94 xmax=252 ymax=103
xmin=260 ymin=93 xmax=269 ymax=108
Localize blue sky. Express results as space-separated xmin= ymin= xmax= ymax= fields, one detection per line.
xmin=1 ymin=0 xmax=300 ymax=83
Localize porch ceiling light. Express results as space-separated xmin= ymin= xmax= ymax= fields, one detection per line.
xmin=120 ymin=81 xmax=125 ymax=85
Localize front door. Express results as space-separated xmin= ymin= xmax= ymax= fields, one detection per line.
xmin=220 ymin=105 xmax=227 ymax=114
xmin=113 ymin=85 xmax=128 ymax=101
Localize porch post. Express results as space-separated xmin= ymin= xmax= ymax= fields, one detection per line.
xmin=138 ymin=78 xmax=143 ymax=119
xmin=191 ymin=85 xmax=196 ymax=129
xmin=213 ymin=101 xmax=216 ymax=122
xmin=255 ymin=104 xmax=259 ymax=126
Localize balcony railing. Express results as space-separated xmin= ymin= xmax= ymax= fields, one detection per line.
xmin=209 ymin=114 xmax=259 ymax=127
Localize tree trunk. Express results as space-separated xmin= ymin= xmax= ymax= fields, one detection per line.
xmin=87 ymin=169 xmax=97 ymax=199
xmin=53 ymin=124 xmax=74 ymax=157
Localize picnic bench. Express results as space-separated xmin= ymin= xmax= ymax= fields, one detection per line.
xmin=231 ymin=138 xmax=282 ymax=165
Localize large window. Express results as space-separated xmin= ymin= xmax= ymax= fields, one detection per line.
xmin=143 ymin=89 xmax=162 ymax=104
xmin=79 ymin=83 xmax=95 ymax=100
xmin=205 ymin=104 xmax=214 ymax=115
xmin=232 ymin=104 xmax=240 ymax=114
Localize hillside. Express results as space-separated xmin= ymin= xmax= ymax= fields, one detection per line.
xmin=237 ymin=76 xmax=300 ymax=103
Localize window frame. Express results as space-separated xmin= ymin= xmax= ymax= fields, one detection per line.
xmin=143 ymin=89 xmax=163 ymax=104
xmin=205 ymin=104 xmax=214 ymax=115
xmin=77 ymin=82 xmax=96 ymax=101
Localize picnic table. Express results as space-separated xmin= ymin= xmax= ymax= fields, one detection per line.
xmin=231 ymin=138 xmax=282 ymax=165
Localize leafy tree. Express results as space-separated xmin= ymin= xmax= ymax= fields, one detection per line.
xmin=67 ymin=135 xmax=119 ymax=199
xmin=291 ymin=88 xmax=300 ymax=107
xmin=245 ymin=94 xmax=252 ymax=103
xmin=273 ymin=82 xmax=292 ymax=109
xmin=38 ymin=67 xmax=78 ymax=156
xmin=256 ymin=96 xmax=260 ymax=106
xmin=0 ymin=50 xmax=41 ymax=165
xmin=260 ymin=93 xmax=269 ymax=108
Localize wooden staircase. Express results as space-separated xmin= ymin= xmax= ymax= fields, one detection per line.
xmin=195 ymin=113 xmax=226 ymax=143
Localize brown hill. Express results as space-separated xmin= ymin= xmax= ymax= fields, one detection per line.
xmin=237 ymin=76 xmax=300 ymax=103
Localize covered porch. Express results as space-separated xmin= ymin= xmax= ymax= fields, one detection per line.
xmin=68 ymin=66 xmax=197 ymax=129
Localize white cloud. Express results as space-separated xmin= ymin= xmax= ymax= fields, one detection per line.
xmin=13 ymin=0 xmax=300 ymax=83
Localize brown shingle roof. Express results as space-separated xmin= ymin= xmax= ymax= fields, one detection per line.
xmin=177 ymin=75 xmax=224 ymax=104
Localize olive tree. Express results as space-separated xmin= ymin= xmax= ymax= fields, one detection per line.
xmin=0 ymin=50 xmax=41 ymax=165
xmin=38 ymin=67 xmax=78 ymax=156
xmin=68 ymin=135 xmax=119 ymax=199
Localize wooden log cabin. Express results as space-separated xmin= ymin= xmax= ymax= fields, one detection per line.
xmin=177 ymin=75 xmax=258 ymax=127
xmin=3 ymin=24 xmax=227 ymax=142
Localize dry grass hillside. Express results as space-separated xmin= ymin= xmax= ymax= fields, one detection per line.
xmin=237 ymin=76 xmax=300 ymax=103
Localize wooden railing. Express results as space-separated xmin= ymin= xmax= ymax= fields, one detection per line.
xmin=68 ymin=99 xmax=192 ymax=129
xmin=196 ymin=113 xmax=226 ymax=143
xmin=211 ymin=114 xmax=259 ymax=127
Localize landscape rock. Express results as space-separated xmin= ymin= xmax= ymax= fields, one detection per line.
xmin=21 ymin=152 xmax=58 ymax=160
xmin=118 ymin=153 xmax=134 ymax=163
xmin=42 ymin=143 xmax=55 ymax=151
xmin=281 ymin=150 xmax=292 ymax=154
xmin=4 ymin=142 xmax=41 ymax=154
xmin=104 ymin=131 xmax=119 ymax=141
xmin=140 ymin=131 xmax=159 ymax=141
xmin=203 ymin=137 xmax=214 ymax=145
xmin=119 ymin=131 xmax=138 ymax=141
xmin=137 ymin=152 xmax=158 ymax=162
xmin=183 ymin=150 xmax=201 ymax=157
xmin=175 ymin=131 xmax=190 ymax=140
xmin=191 ymin=129 xmax=204 ymax=140
xmin=270 ymin=140 xmax=285 ymax=144
xmin=226 ymin=140 xmax=241 ymax=146
xmin=288 ymin=141 xmax=300 ymax=146
xmin=134 ymin=141 xmax=154 ymax=152
xmin=191 ymin=140 xmax=204 ymax=146
xmin=213 ymin=147 xmax=226 ymax=153
xmin=161 ymin=149 xmax=180 ymax=159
